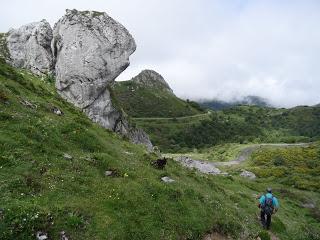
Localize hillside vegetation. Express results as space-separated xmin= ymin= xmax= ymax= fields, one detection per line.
xmin=0 ymin=61 xmax=320 ymax=239
xmin=134 ymin=105 xmax=320 ymax=152
xmin=199 ymin=96 xmax=270 ymax=110
xmin=113 ymin=70 xmax=204 ymax=118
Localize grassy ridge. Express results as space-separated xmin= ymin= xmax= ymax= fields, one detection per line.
xmin=112 ymin=79 xmax=204 ymax=118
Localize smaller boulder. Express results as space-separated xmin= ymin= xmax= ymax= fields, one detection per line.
xmin=52 ymin=107 xmax=63 ymax=116
xmin=63 ymin=153 xmax=73 ymax=160
xmin=105 ymin=171 xmax=114 ymax=177
xmin=36 ymin=231 xmax=48 ymax=240
xmin=161 ymin=176 xmax=175 ymax=183
xmin=240 ymin=170 xmax=256 ymax=179
xmin=60 ymin=231 xmax=69 ymax=240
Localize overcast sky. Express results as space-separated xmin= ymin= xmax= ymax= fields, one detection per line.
xmin=1 ymin=0 xmax=320 ymax=107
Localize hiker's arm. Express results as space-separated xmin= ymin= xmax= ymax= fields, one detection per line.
xmin=258 ymin=195 xmax=265 ymax=208
xmin=273 ymin=197 xmax=279 ymax=212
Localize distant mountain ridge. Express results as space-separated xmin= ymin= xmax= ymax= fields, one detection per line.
xmin=198 ymin=95 xmax=271 ymax=110
xmin=113 ymin=70 xmax=204 ymax=118
xmin=131 ymin=70 xmax=173 ymax=93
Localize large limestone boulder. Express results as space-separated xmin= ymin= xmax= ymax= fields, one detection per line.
xmin=52 ymin=9 xmax=152 ymax=150
xmin=6 ymin=20 xmax=53 ymax=75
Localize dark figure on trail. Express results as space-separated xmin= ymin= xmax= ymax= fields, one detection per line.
xmin=258 ymin=187 xmax=279 ymax=230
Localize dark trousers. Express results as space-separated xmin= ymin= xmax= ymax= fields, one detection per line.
xmin=260 ymin=210 xmax=272 ymax=229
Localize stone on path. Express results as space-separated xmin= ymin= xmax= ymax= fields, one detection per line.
xmin=161 ymin=176 xmax=175 ymax=183
xmin=176 ymin=156 xmax=222 ymax=175
xmin=63 ymin=153 xmax=73 ymax=160
xmin=36 ymin=231 xmax=48 ymax=240
xmin=240 ymin=170 xmax=256 ymax=179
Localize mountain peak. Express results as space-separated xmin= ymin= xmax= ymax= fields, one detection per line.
xmin=132 ymin=69 xmax=173 ymax=92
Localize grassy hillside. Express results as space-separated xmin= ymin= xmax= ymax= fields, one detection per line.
xmin=0 ymin=61 xmax=320 ymax=239
xmin=112 ymin=71 xmax=204 ymax=118
xmin=248 ymin=144 xmax=320 ymax=192
xmin=134 ymin=105 xmax=320 ymax=152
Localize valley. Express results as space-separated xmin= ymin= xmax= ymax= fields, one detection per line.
xmin=0 ymin=8 xmax=319 ymax=240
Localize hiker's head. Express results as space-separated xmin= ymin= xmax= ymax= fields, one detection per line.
xmin=266 ymin=187 xmax=272 ymax=193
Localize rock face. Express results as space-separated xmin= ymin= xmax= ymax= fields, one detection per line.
xmin=176 ymin=156 xmax=222 ymax=175
xmin=6 ymin=20 xmax=53 ymax=75
xmin=4 ymin=9 xmax=153 ymax=150
xmin=132 ymin=70 xmax=173 ymax=93
xmin=52 ymin=9 xmax=152 ymax=150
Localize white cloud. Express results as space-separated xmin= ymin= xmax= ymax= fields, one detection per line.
xmin=1 ymin=0 xmax=320 ymax=107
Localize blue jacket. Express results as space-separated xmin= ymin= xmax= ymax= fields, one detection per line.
xmin=259 ymin=193 xmax=279 ymax=209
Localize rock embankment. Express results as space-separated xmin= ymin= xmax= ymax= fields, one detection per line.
xmin=176 ymin=156 xmax=224 ymax=175
xmin=7 ymin=20 xmax=53 ymax=75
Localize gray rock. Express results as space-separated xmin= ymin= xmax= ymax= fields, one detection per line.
xmin=105 ymin=170 xmax=114 ymax=176
xmin=161 ymin=176 xmax=175 ymax=183
xmin=52 ymin=107 xmax=63 ymax=115
xmin=7 ymin=20 xmax=53 ymax=75
xmin=128 ymin=128 xmax=153 ymax=152
xmin=52 ymin=9 xmax=135 ymax=122
xmin=63 ymin=153 xmax=73 ymax=160
xmin=60 ymin=231 xmax=69 ymax=240
xmin=36 ymin=231 xmax=48 ymax=240
xmin=240 ymin=170 xmax=256 ymax=179
xmin=176 ymin=156 xmax=222 ymax=175
xmin=52 ymin=9 xmax=152 ymax=150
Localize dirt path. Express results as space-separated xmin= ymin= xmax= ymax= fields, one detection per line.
xmin=132 ymin=112 xmax=210 ymax=121
xmin=173 ymin=143 xmax=311 ymax=174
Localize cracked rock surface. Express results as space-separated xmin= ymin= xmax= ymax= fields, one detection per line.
xmin=52 ymin=9 xmax=152 ymax=150
xmin=6 ymin=20 xmax=53 ymax=75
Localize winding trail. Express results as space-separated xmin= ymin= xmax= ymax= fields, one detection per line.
xmin=173 ymin=143 xmax=311 ymax=175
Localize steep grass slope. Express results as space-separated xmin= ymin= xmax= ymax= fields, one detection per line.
xmin=0 ymin=61 xmax=319 ymax=240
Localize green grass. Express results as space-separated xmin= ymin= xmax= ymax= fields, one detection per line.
xmin=0 ymin=33 xmax=10 ymax=61
xmin=0 ymin=60 xmax=319 ymax=239
xmin=133 ymin=105 xmax=319 ymax=152
xmin=113 ymin=79 xmax=204 ymax=118
xmin=164 ymin=143 xmax=251 ymax=162
xmin=247 ymin=143 xmax=320 ymax=192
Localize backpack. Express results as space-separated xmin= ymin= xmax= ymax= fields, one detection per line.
xmin=263 ymin=195 xmax=274 ymax=215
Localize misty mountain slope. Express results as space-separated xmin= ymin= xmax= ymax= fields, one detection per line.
xmin=113 ymin=70 xmax=204 ymax=118
xmin=134 ymin=105 xmax=320 ymax=152
xmin=198 ymin=96 xmax=270 ymax=110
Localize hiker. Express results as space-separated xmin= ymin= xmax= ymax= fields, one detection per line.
xmin=258 ymin=187 xmax=279 ymax=230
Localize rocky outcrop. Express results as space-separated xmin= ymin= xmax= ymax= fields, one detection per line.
xmin=132 ymin=70 xmax=173 ymax=93
xmin=176 ymin=156 xmax=223 ymax=175
xmin=6 ymin=20 xmax=53 ymax=75
xmin=4 ymin=9 xmax=152 ymax=150
xmin=52 ymin=9 xmax=152 ymax=150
